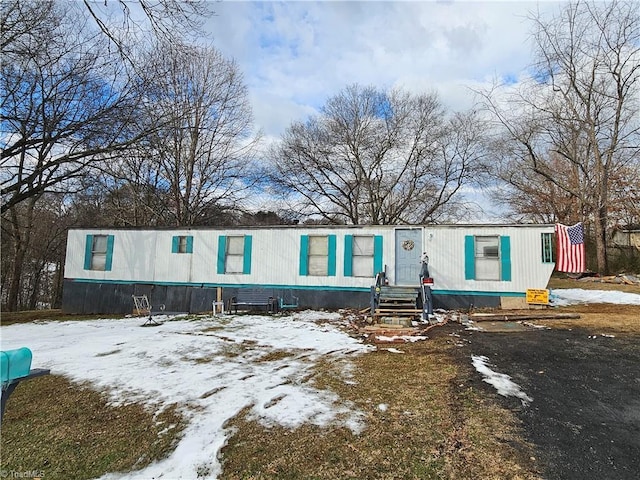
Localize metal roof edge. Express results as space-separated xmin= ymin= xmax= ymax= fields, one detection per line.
xmin=67 ymin=223 xmax=555 ymax=231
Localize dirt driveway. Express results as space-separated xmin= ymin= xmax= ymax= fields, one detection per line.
xmin=455 ymin=321 xmax=640 ymax=480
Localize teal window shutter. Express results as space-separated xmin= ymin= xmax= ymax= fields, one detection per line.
xmin=105 ymin=235 xmax=114 ymax=271
xmin=217 ymin=236 xmax=226 ymax=274
xmin=328 ymin=235 xmax=337 ymax=276
xmin=299 ymin=235 xmax=309 ymax=276
xmin=344 ymin=235 xmax=353 ymax=276
xmin=373 ymin=235 xmax=383 ymax=274
xmin=243 ymin=235 xmax=252 ymax=274
xmin=84 ymin=235 xmax=94 ymax=270
xmin=171 ymin=236 xmax=179 ymax=253
xmin=500 ymin=236 xmax=511 ymax=281
xmin=186 ymin=236 xmax=193 ymax=254
xmin=464 ymin=235 xmax=475 ymax=280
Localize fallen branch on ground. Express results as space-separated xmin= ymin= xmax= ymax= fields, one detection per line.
xmin=470 ymin=313 xmax=581 ymax=322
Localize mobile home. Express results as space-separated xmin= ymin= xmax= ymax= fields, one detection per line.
xmin=62 ymin=224 xmax=556 ymax=314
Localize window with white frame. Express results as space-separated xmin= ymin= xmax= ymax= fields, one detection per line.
xmin=91 ymin=235 xmax=108 ymax=270
xmin=225 ymin=236 xmax=245 ymax=273
xmin=352 ymin=235 xmax=374 ymax=277
xmin=308 ymin=235 xmax=329 ymax=276
xmin=475 ymin=236 xmax=500 ymax=280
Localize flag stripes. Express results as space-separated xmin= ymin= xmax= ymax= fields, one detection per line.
xmin=555 ymin=223 xmax=586 ymax=273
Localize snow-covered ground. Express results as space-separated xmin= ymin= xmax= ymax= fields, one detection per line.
xmin=1 ymin=311 xmax=373 ymax=479
xmin=550 ymin=288 xmax=640 ymax=306
xmin=2 ymin=288 xmax=638 ymax=479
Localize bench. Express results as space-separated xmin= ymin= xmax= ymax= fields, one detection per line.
xmin=229 ymin=288 xmax=277 ymax=313
xmin=1 ymin=347 xmax=50 ymax=420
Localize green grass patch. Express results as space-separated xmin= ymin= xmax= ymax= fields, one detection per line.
xmin=1 ymin=375 xmax=185 ymax=480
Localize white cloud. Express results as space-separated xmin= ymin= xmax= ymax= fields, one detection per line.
xmin=205 ymin=1 xmax=565 ymax=217
xmin=208 ymin=1 xmax=562 ymax=138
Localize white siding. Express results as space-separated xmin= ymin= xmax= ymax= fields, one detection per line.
xmin=64 ymin=224 xmax=555 ymax=294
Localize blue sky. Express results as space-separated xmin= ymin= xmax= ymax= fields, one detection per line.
xmin=206 ymin=0 xmax=563 ymax=143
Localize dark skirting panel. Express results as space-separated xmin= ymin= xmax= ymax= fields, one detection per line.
xmin=62 ymin=280 xmax=500 ymax=315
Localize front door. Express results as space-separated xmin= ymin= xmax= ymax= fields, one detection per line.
xmin=395 ymin=228 xmax=422 ymax=285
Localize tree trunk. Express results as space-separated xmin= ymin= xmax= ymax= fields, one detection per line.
xmin=6 ymin=199 xmax=36 ymax=311
xmin=52 ymin=260 xmax=64 ymax=309
xmin=27 ymin=262 xmax=45 ymax=310
xmin=594 ymin=205 xmax=609 ymax=274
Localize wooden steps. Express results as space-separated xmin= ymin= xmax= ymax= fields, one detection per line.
xmin=374 ymin=286 xmax=421 ymax=320
xmin=373 ymin=310 xmax=420 ymax=319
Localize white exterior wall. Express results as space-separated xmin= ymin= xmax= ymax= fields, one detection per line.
xmin=423 ymin=225 xmax=555 ymax=294
xmin=65 ymin=224 xmax=555 ymax=294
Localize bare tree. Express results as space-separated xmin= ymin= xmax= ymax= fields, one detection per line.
xmin=0 ymin=0 xmax=217 ymax=310
xmin=117 ymin=43 xmax=262 ymax=226
xmin=1 ymin=0 xmax=136 ymax=310
xmin=81 ymin=0 xmax=212 ymax=61
xmin=0 ymin=0 xmax=148 ymax=214
xmin=489 ymin=150 xmax=586 ymax=224
xmin=479 ymin=0 xmax=640 ymax=273
xmin=269 ymin=84 xmax=487 ymax=225
xmin=1 ymin=193 xmax=73 ymax=310
xmin=1 ymin=0 xmax=215 ymax=214
xmin=0 ymin=0 xmax=54 ymax=54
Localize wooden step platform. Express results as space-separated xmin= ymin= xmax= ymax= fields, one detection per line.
xmin=374 ymin=285 xmax=421 ymax=319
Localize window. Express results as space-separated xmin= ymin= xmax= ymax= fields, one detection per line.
xmin=217 ymin=235 xmax=252 ymax=274
xmin=541 ymin=232 xmax=554 ymax=263
xmin=308 ymin=235 xmax=329 ymax=276
xmin=464 ymin=235 xmax=511 ymax=281
xmin=91 ymin=235 xmax=108 ymax=270
xmin=172 ymin=235 xmax=193 ymax=254
xmin=475 ymin=236 xmax=500 ymax=280
xmin=299 ymin=234 xmax=336 ymax=276
xmin=344 ymin=235 xmax=383 ymax=277
xmin=352 ymin=235 xmax=374 ymax=277
xmin=225 ymin=236 xmax=245 ymax=273
xmin=83 ymin=234 xmax=114 ymax=271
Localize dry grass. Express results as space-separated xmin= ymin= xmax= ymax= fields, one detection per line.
xmin=536 ymin=303 xmax=640 ymax=333
xmin=0 ymin=375 xmax=185 ymax=480
xmin=219 ymin=336 xmax=539 ymax=480
xmin=0 ymin=309 xmax=124 ymax=326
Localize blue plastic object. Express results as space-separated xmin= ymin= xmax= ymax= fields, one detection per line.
xmin=0 ymin=347 xmax=33 ymax=384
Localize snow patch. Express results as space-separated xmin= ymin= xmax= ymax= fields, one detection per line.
xmin=471 ymin=355 xmax=533 ymax=406
xmin=1 ymin=311 xmax=373 ymax=479
xmin=381 ymin=348 xmax=405 ymax=354
xmin=551 ymin=289 xmax=640 ymax=306
xmin=375 ymin=335 xmax=429 ymax=343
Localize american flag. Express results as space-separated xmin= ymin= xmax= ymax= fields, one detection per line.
xmin=555 ymin=223 xmax=586 ymax=273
